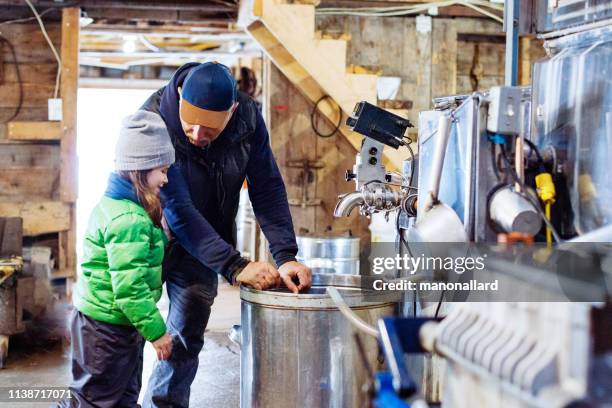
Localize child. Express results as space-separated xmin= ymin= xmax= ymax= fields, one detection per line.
xmin=63 ymin=110 xmax=175 ymax=407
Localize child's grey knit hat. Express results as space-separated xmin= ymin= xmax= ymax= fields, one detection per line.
xmin=115 ymin=110 xmax=175 ymax=171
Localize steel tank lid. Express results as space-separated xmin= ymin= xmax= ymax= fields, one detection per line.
xmin=240 ymin=274 xmax=396 ymax=309
xmin=296 ymin=233 xmax=359 ymax=242
xmin=296 ymin=234 xmax=360 ymax=260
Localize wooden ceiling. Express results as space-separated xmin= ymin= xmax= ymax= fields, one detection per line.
xmin=0 ymin=0 xmax=499 ymax=70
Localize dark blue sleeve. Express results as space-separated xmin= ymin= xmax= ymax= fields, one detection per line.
xmin=161 ymin=164 xmax=249 ymax=283
xmin=246 ymin=113 xmax=298 ymax=267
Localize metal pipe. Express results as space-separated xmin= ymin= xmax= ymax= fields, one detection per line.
xmin=333 ymin=191 xmax=365 ymax=217
xmin=504 ymin=0 xmax=519 ymax=86
xmin=515 ymin=136 xmax=524 ymax=191
xmin=423 ymin=114 xmax=452 ymax=211
xmin=326 ymin=287 xmax=379 ymax=338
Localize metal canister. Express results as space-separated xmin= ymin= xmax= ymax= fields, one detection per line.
xmin=489 ymin=186 xmax=542 ymax=235
xmin=240 ymin=274 xmax=395 ymax=408
xmin=296 ymin=235 xmax=360 ymax=275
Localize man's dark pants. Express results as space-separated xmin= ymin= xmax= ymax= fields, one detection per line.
xmin=143 ymin=243 xmax=218 ymax=408
xmin=58 ymin=310 xmax=144 ymax=408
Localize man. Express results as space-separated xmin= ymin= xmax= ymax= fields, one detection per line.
xmin=140 ymin=62 xmax=312 ymax=407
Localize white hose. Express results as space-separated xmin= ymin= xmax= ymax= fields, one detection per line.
xmin=326 ymin=287 xmax=379 ymax=338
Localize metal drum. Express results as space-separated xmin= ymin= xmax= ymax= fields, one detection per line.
xmin=296 ymin=235 xmax=360 ymax=275
xmin=240 ymin=274 xmax=395 ymax=408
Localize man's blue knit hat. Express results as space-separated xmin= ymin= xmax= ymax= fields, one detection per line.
xmin=180 ymin=61 xmax=237 ymax=129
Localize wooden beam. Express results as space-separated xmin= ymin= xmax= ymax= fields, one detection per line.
xmin=58 ymin=211 xmax=75 ymax=273
xmin=318 ymin=2 xmax=502 ymax=19
xmin=0 ymin=1 xmax=236 ymax=11
xmin=0 ymin=144 xmax=60 ymax=168
xmin=0 ymin=62 xmax=59 ymax=84
xmin=0 ymin=84 xmax=57 ymax=108
xmin=59 ymin=7 xmax=79 ymax=277
xmin=0 ymin=23 xmax=61 ymax=63
xmin=0 ymin=108 xmax=49 ymax=126
xmin=0 ymin=201 xmax=70 ymax=236
xmin=60 ymin=7 xmax=79 ymax=204
xmin=7 ymin=122 xmax=62 ymax=141
xmin=457 ymin=33 xmax=506 ymax=44
xmin=0 ymin=168 xmax=60 ymax=200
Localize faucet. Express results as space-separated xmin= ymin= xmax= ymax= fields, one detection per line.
xmin=334 ymin=191 xmax=365 ymax=217
xmin=334 ymin=101 xmax=415 ymax=219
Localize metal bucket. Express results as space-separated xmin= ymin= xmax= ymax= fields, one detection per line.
xmin=296 ymin=235 xmax=360 ymax=275
xmin=240 ymin=274 xmax=395 ymax=408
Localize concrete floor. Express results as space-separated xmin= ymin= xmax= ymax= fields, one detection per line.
xmin=0 ymin=280 xmax=241 ymax=408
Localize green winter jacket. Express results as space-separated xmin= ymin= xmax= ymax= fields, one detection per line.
xmin=74 ymin=174 xmax=167 ymax=342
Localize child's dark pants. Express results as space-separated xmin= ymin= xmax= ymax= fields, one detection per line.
xmin=58 ymin=310 xmax=145 ymax=408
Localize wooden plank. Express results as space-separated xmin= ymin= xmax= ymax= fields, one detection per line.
xmin=0 ymin=109 xmax=51 ymax=140
xmin=58 ymin=212 xmax=75 ymax=275
xmin=313 ymin=38 xmax=347 ymax=74
xmin=0 ymin=143 xmax=60 ymax=168
xmin=0 ymin=83 xmax=56 ymax=108
xmin=0 ymin=7 xmax=61 ymax=21
xmin=266 ymin=62 xmax=371 ymax=245
xmin=247 ymin=20 xmax=364 ymax=154
xmin=7 ymin=122 xmax=62 ymax=140
xmin=0 ymin=62 xmax=59 ymax=85
xmin=267 ymin=63 xmax=317 ymax=233
xmin=85 ymin=8 xmax=180 ymax=22
xmin=0 ymin=217 xmax=23 ymax=257
xmin=0 ymin=23 xmax=61 ymax=63
xmin=519 ymin=36 xmax=546 ymax=86
xmin=254 ymin=0 xmax=263 ymax=17
xmin=431 ymin=19 xmax=458 ymax=98
xmin=411 ymin=18 xmax=432 ymax=116
xmin=59 ymin=7 xmax=79 ymax=203
xmin=0 ymin=108 xmax=49 ymax=130
xmin=0 ymin=201 xmax=70 ymax=236
xmin=59 ymin=7 xmax=80 ymax=277
xmin=0 ymin=168 xmax=60 ymax=200
xmin=455 ymin=40 xmax=505 ymax=93
xmin=259 ymin=1 xmax=377 ymax=112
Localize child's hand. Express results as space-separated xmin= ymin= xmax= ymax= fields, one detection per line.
xmin=152 ymin=333 xmax=173 ymax=360
xmin=161 ymin=216 xmax=173 ymax=240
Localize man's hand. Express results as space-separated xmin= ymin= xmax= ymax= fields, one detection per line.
xmin=278 ymin=261 xmax=312 ymax=294
xmin=235 ymin=261 xmax=281 ymax=291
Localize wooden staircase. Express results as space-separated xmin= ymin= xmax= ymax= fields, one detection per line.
xmin=239 ymin=0 xmax=411 ymax=171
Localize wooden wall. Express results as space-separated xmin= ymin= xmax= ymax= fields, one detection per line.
xmin=316 ymin=16 xmax=544 ymax=124
xmin=264 ymin=60 xmax=371 ymax=248
xmin=456 ymin=37 xmax=505 ymax=93
xmin=0 ymin=8 xmax=79 ymax=278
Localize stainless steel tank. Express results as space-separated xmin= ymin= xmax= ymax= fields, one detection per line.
xmin=296 ymin=235 xmax=360 ymax=275
xmin=240 ymin=274 xmax=395 ymax=408
xmin=236 ymin=188 xmax=257 ymax=260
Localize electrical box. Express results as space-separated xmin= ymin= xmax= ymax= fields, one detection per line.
xmin=486 ymin=86 xmax=522 ymax=135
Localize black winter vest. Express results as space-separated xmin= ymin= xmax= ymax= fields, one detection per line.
xmin=141 ymin=90 xmax=258 ymax=247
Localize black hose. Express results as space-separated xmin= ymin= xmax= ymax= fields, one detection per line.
xmin=311 ymin=95 xmax=342 ymax=138
xmin=0 ymin=35 xmax=23 ymax=123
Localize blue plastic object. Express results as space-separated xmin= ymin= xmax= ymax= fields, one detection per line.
xmin=488 ymin=133 xmax=506 ymax=145
xmin=374 ymin=372 xmax=411 ymax=408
